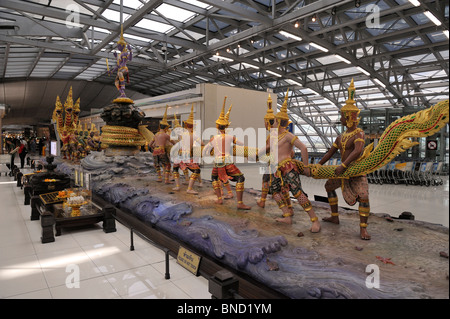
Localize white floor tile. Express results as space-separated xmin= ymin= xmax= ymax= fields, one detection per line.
xmin=49 ymin=276 xmax=120 ymax=299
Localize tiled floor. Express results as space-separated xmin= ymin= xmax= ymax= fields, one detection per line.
xmin=0 ymin=168 xmax=211 ymax=299
xmin=1 ymin=162 xmax=448 ymax=299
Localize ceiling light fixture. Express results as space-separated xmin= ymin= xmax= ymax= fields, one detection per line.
xmin=311 ymin=15 xmax=316 ymax=22
xmin=424 ymin=11 xmax=442 ymax=26
xmin=357 ymin=66 xmax=371 ymax=76
xmin=279 ymin=30 xmax=303 ymax=42
xmin=286 ymin=79 xmax=302 ymax=87
xmin=355 ymin=0 xmax=361 ymax=8
xmin=335 ymin=54 xmax=351 ymax=64
xmin=241 ymin=62 xmax=259 ymax=69
xmin=310 ymin=42 xmax=329 ymax=52
xmin=294 ymin=20 xmax=300 ymax=28
xmin=331 ymin=7 xmax=337 ymax=16
xmin=408 ymin=0 xmax=421 ymax=6
xmin=266 ymin=70 xmax=282 ymax=77
xmin=373 ymin=78 xmax=386 ymax=88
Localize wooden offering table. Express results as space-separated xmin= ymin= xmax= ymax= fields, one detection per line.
xmin=36 ymin=191 xmax=116 ymax=243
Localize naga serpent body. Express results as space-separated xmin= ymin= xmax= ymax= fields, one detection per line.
xmin=306 ymin=99 xmax=449 ymax=179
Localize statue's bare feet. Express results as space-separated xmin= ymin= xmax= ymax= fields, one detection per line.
xmin=172 ymin=186 xmax=180 ymax=191
xmin=237 ymin=202 xmax=251 ymax=210
xmin=198 ymin=183 xmax=203 ymax=188
xmin=157 ymin=178 xmax=162 ymax=183
xmin=360 ymin=228 xmax=371 ymax=240
xmin=322 ymin=215 xmax=339 ymax=224
xmin=275 ymin=216 xmax=292 ymax=224
xmin=216 ymin=198 xmax=223 ymax=205
xmin=310 ymin=220 xmax=321 ymax=233
xmin=224 ymin=193 xmax=233 ymax=200
xmin=165 ymin=181 xmax=173 ymax=184
xmin=186 ymin=189 xmax=198 ymax=195
xmin=256 ymin=199 xmax=265 ymax=208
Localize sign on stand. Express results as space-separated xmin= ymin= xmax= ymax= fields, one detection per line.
xmin=177 ymin=246 xmax=201 ymax=276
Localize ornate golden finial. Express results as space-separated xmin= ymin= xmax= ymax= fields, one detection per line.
xmin=160 ymin=105 xmax=169 ymax=126
xmin=55 ymin=96 xmax=62 ymax=110
xmin=64 ymin=87 xmax=74 ymax=109
xmin=185 ymin=103 xmax=195 ymax=126
xmin=117 ymin=24 xmax=127 ymax=46
xmin=276 ymin=89 xmax=290 ymax=121
xmin=215 ymin=96 xmax=229 ymax=126
xmin=73 ymin=97 xmax=81 ymax=112
xmin=264 ymin=94 xmax=275 ymax=121
xmin=340 ymin=79 xmax=360 ymax=128
xmin=225 ymin=104 xmax=233 ymax=126
xmin=173 ymin=113 xmax=181 ymax=128
xmin=341 ymin=78 xmax=359 ymax=113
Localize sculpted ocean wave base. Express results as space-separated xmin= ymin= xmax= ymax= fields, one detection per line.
xmin=48 ymin=151 xmax=449 ymax=299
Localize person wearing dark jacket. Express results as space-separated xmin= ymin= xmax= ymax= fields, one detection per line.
xmin=8 ymin=140 xmax=20 ymax=176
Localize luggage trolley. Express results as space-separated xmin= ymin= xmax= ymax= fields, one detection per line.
xmin=397 ymin=161 xmax=415 ymax=185
xmin=0 ymin=154 xmax=11 ymax=176
xmin=385 ymin=161 xmax=398 ymax=184
xmin=374 ymin=164 xmax=387 ymax=184
xmin=431 ymin=162 xmax=444 ymax=186
xmin=418 ymin=162 xmax=434 ymax=186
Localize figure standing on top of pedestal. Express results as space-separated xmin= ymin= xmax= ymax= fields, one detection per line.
xmin=107 ymin=25 xmax=133 ymax=103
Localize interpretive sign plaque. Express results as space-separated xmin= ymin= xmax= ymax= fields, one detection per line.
xmin=177 ymin=246 xmax=201 ymax=276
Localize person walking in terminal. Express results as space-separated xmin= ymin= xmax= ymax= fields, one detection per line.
xmin=260 ymin=90 xmax=320 ymax=232
xmin=318 ymin=79 xmax=371 ymax=240
xmin=203 ymin=97 xmax=251 ymax=210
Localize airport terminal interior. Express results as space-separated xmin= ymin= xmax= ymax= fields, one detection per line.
xmin=0 ymin=0 xmax=448 ymax=300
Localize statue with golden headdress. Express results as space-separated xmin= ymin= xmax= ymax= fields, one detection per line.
xmin=171 ymin=104 xmax=203 ymax=194
xmin=257 ymin=89 xmax=320 ymax=232
xmin=317 ymin=79 xmax=371 ymax=240
xmin=52 ymin=87 xmax=82 ymax=160
xmin=107 ymin=25 xmax=133 ymax=104
xmin=149 ymin=105 xmax=174 ymax=183
xmin=202 ymin=97 xmax=251 ymax=210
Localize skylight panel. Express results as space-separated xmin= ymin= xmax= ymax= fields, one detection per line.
xmin=174 ymin=30 xmax=204 ymax=41
xmin=124 ymin=33 xmax=153 ymax=43
xmin=179 ymin=0 xmax=212 ymax=9
xmin=113 ymin=0 xmax=144 ymax=10
xmin=135 ymin=18 xmax=174 ymax=33
xmin=102 ymin=9 xmax=130 ymax=23
xmin=154 ymin=3 xmax=197 ymax=23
